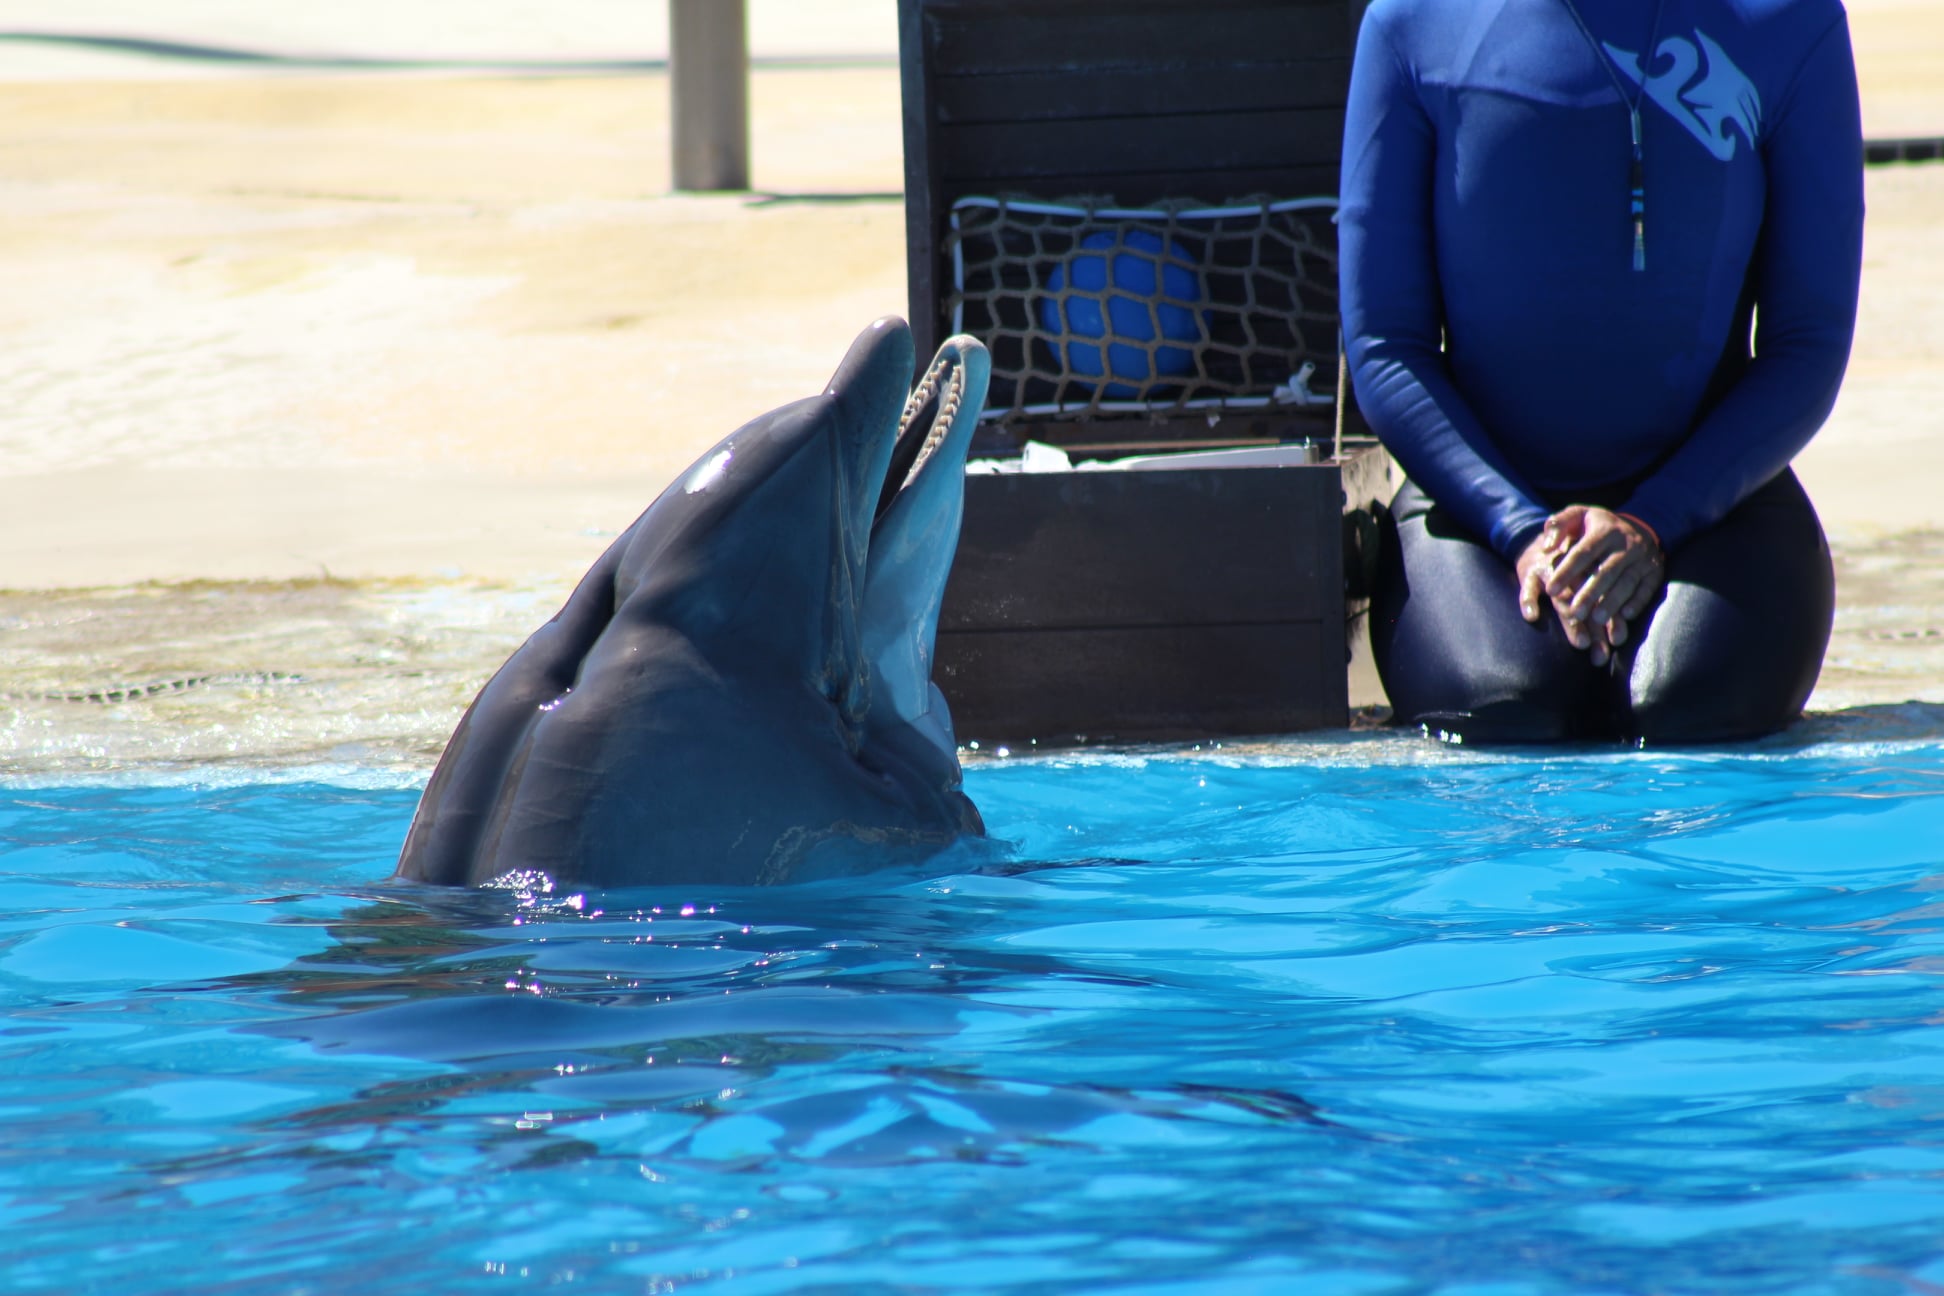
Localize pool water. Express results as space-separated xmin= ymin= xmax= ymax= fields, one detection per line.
xmin=4 ymin=739 xmax=1944 ymax=1294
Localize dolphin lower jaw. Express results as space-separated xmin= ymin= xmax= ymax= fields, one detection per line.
xmin=860 ymin=336 xmax=991 ymax=744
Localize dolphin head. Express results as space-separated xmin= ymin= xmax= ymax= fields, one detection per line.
xmin=614 ymin=317 xmax=987 ymax=754
xmin=395 ymin=317 xmax=990 ymax=889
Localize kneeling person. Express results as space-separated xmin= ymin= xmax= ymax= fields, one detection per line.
xmin=1338 ymin=0 xmax=1863 ymax=743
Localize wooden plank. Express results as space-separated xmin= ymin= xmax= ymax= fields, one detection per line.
xmin=937 ymin=109 xmax=1345 ymax=182
xmin=670 ymin=0 xmax=749 ymax=191
xmin=936 ymin=622 xmax=1345 ymax=743
xmin=923 ymin=0 xmax=1348 ymax=77
xmin=941 ymin=169 xmax=1342 ymax=210
xmin=936 ymin=62 xmax=1350 ymax=124
xmin=937 ymin=163 xmax=1342 ymax=208
xmin=942 ymin=466 xmax=1343 ymax=630
xmin=1865 ymin=137 xmax=1944 ymax=166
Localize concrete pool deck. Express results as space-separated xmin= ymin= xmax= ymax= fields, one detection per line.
xmin=0 ymin=0 xmax=1937 ymax=750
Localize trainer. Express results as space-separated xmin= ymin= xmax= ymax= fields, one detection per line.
xmin=1339 ymin=0 xmax=1864 ymax=742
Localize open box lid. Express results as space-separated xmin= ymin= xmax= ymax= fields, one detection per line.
xmin=898 ymin=0 xmax=1373 ymax=461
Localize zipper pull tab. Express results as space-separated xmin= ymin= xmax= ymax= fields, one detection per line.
xmin=1629 ymin=109 xmax=1646 ymax=272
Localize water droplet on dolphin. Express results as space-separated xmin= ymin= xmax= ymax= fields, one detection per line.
xmin=685 ymin=448 xmax=734 ymax=494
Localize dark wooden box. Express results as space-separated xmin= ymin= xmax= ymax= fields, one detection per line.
xmin=900 ymin=0 xmax=1376 ymax=746
xmin=941 ymin=466 xmax=1349 ymax=745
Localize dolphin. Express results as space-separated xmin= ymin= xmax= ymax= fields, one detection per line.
xmin=395 ymin=318 xmax=990 ymax=889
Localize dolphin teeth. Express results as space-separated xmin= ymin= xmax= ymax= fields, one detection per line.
xmin=894 ymin=342 xmax=968 ymax=494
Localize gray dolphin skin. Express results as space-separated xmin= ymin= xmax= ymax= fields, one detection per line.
xmin=395 ymin=317 xmax=991 ymax=889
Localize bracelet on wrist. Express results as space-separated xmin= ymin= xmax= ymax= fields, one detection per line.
xmin=1616 ymin=511 xmax=1661 ymax=550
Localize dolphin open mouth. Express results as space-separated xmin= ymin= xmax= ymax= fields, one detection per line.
xmin=876 ymin=335 xmax=987 ymax=524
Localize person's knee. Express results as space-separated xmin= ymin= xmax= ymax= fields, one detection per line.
xmin=1372 ymin=501 xmax=1608 ymax=743
xmin=1630 ymin=640 xmax=1823 ymax=742
xmin=1376 ymin=615 xmax=1605 ymax=742
xmin=1626 ymin=588 xmax=1827 ymax=744
xmin=1628 ymin=682 xmax=1798 ymax=744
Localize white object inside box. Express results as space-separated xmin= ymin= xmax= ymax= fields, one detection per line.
xmin=965 ymin=440 xmax=1322 ymax=475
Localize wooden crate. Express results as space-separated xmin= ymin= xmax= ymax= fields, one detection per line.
xmin=900 ymin=0 xmax=1376 ymax=745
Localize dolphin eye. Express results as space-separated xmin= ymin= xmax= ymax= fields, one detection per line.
xmin=684 ymin=448 xmax=734 ymax=494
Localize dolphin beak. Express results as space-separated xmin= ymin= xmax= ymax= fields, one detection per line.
xmin=824 ymin=316 xmax=919 ymax=556
xmin=878 ymin=334 xmax=992 ymax=522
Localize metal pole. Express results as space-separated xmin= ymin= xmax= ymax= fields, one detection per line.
xmin=670 ymin=0 xmax=750 ymax=191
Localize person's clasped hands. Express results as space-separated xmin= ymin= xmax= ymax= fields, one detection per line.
xmin=1515 ymin=507 xmax=1665 ymax=667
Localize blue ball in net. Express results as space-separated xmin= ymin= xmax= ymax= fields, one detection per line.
xmin=1039 ymin=228 xmax=1203 ymax=397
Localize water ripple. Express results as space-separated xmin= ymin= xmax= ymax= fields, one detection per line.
xmin=3 ymin=744 xmax=1943 ymax=1292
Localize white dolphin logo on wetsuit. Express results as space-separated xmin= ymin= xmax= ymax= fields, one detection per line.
xmin=1603 ymin=31 xmax=1763 ymax=161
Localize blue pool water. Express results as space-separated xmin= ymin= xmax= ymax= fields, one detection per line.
xmin=4 ymin=739 xmax=1944 ymax=1294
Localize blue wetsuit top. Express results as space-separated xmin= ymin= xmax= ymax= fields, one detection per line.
xmin=1338 ymin=0 xmax=1864 ymax=559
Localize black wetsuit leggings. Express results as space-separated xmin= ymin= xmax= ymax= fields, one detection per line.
xmin=1371 ymin=469 xmax=1835 ymax=744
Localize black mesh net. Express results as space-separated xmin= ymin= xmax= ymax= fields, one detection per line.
xmin=946 ymin=195 xmax=1340 ymax=422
